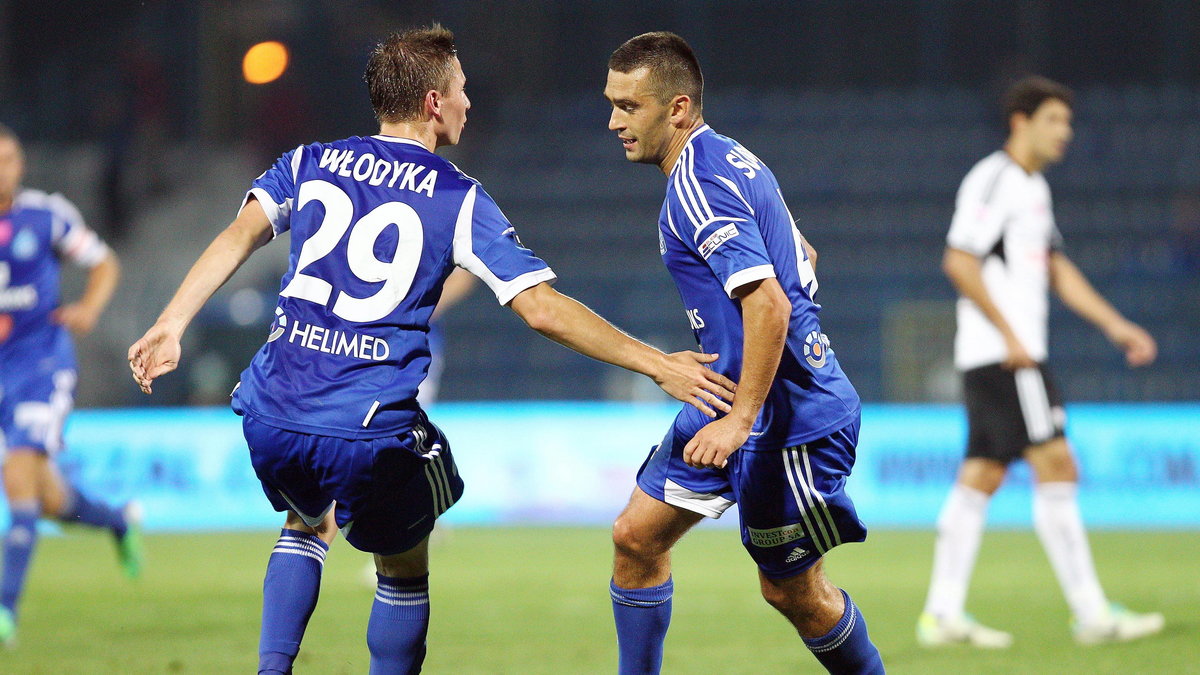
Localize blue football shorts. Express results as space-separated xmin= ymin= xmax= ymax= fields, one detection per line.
xmin=0 ymin=366 xmax=76 ymax=456
xmin=242 ymin=411 xmax=463 ymax=556
xmin=637 ymin=416 xmax=867 ymax=579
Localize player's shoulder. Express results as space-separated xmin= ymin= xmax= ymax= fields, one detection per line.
xmin=685 ymin=126 xmax=769 ymax=186
xmin=958 ymin=150 xmax=1019 ymax=201
xmin=13 ymin=188 xmax=82 ymax=221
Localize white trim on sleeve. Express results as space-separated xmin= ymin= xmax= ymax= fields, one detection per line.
xmin=451 ymin=184 xmax=557 ymax=305
xmin=240 ymin=187 xmax=289 ymax=237
xmin=723 ymin=264 xmax=776 ymax=298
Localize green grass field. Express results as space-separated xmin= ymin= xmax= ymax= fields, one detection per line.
xmin=3 ymin=527 xmax=1197 ymax=674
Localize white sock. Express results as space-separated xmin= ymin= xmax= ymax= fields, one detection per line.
xmin=923 ymin=484 xmax=990 ymax=618
xmin=1033 ymin=482 xmax=1109 ymax=624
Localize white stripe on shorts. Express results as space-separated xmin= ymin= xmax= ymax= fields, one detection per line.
xmin=799 ymin=447 xmax=842 ymax=548
xmin=1015 ymin=367 xmax=1053 ymax=443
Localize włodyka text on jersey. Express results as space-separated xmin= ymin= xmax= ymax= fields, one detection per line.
xmin=317 ymin=148 xmax=438 ymax=197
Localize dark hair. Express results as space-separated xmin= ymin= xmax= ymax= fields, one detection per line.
xmin=364 ymin=24 xmax=457 ymax=124
xmin=0 ymin=123 xmax=18 ymax=144
xmin=1003 ymin=75 xmax=1074 ymax=123
xmin=608 ymin=31 xmax=703 ymax=113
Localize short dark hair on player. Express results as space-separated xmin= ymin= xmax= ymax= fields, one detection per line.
xmin=609 ymin=32 xmax=703 ymax=113
xmin=364 ymin=24 xmax=458 ymax=124
xmin=1003 ymin=76 xmax=1074 ymax=122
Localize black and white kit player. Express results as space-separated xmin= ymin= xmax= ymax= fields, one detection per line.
xmin=918 ymin=76 xmax=1163 ymax=648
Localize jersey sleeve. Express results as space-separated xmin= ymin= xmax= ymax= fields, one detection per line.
xmin=47 ymin=193 xmax=109 ymax=268
xmin=240 ymin=145 xmax=303 ymax=237
xmin=451 ymin=184 xmax=556 ymax=305
xmin=946 ymin=166 xmax=1009 ymax=256
xmin=670 ymin=171 xmax=775 ymax=298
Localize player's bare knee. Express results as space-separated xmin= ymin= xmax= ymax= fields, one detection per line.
xmin=612 ymin=516 xmax=669 ymax=562
xmin=957 ymin=459 xmax=1006 ymax=495
xmin=1027 ymin=439 xmax=1077 ymax=482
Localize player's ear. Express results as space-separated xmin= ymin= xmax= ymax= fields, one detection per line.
xmin=669 ymin=94 xmax=692 ymax=126
xmin=426 ymin=89 xmax=443 ymax=120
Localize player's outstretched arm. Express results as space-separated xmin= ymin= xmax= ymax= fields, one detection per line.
xmin=128 ymin=199 xmax=274 ymax=394
xmin=508 ymin=282 xmax=736 ymax=417
xmin=1049 ymin=251 xmax=1156 ymax=366
xmin=943 ymin=246 xmax=1036 ymax=369
xmin=683 ymin=277 xmax=789 ymax=469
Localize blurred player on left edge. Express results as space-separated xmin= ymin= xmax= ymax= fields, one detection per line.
xmin=0 ymin=123 xmax=142 ymax=646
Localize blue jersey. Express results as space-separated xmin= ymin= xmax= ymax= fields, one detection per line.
xmin=232 ymin=135 xmax=556 ymax=438
xmin=0 ymin=189 xmax=109 ymax=369
xmin=660 ymin=125 xmax=859 ymax=451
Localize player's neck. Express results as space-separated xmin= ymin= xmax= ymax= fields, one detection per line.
xmin=378 ymin=122 xmax=437 ymax=152
xmin=0 ymin=194 xmax=11 ymax=214
xmin=659 ymin=117 xmax=706 ymax=175
xmin=1003 ymin=140 xmax=1044 ymax=174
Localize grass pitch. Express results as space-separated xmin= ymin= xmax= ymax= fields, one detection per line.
xmin=4 ymin=527 xmax=1198 ymax=674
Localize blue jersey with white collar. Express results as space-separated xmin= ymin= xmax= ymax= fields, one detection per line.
xmin=659 ymin=125 xmax=859 ymax=450
xmin=232 ymin=135 xmax=555 ymax=439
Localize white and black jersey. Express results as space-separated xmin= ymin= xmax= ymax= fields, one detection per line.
xmin=946 ymin=150 xmax=1062 ymax=371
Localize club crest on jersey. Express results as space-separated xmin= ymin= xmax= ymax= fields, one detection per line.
xmin=267 ymin=307 xmax=287 ymax=342
xmin=803 ymin=331 xmax=831 ymax=368
xmin=12 ymin=229 xmax=36 ymax=260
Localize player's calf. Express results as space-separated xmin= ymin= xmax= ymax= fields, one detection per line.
xmin=760 ymin=565 xmax=885 ymax=675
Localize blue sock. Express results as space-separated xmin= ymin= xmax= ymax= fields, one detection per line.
xmin=58 ymin=485 xmax=126 ymax=538
xmin=611 ymin=577 xmax=673 ymax=675
xmin=802 ymin=589 xmax=885 ymax=675
xmin=1 ymin=501 xmax=41 ymax=619
xmin=258 ymin=529 xmax=328 ymax=675
xmin=367 ymin=573 xmax=430 ymax=675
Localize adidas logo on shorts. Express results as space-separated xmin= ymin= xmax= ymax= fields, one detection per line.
xmin=784 ymin=547 xmax=808 ymax=563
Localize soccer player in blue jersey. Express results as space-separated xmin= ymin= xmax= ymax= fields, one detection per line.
xmin=0 ymin=124 xmax=141 ymax=646
xmin=128 ymin=26 xmax=735 ymax=674
xmin=602 ymin=33 xmax=885 ymax=674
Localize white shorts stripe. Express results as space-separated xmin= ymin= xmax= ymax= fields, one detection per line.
xmin=425 ymin=464 xmax=446 ymax=515
xmin=800 ymin=447 xmax=842 ymax=547
xmin=431 ymin=455 xmax=454 ymax=514
xmin=1015 ymin=367 xmax=1053 ymax=442
xmin=789 ymin=447 xmax=837 ymax=550
xmin=783 ymin=448 xmax=830 ymax=553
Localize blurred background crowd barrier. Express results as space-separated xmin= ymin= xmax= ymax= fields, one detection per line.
xmin=39 ymin=402 xmax=1200 ymax=531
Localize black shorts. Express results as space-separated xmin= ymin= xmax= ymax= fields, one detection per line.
xmin=962 ymin=363 xmax=1066 ymax=464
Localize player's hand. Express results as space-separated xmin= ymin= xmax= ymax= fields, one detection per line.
xmin=683 ymin=414 xmax=752 ymax=469
xmin=51 ymin=303 xmax=101 ymax=336
xmin=1106 ymin=320 xmax=1157 ymax=367
xmin=1001 ymin=334 xmax=1037 ymax=370
xmin=654 ymin=351 xmax=737 ymax=418
xmin=127 ymin=323 xmax=183 ymax=395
